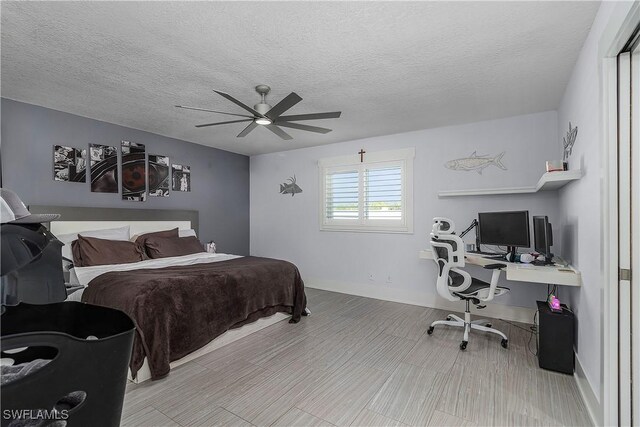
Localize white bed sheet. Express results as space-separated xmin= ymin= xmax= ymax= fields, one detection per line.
xmin=67 ymin=252 xmax=242 ymax=301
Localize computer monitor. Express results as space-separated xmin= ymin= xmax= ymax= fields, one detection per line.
xmin=533 ymin=215 xmax=554 ymax=263
xmin=478 ymin=211 xmax=530 ymax=255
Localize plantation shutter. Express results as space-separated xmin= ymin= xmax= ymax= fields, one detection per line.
xmin=325 ymin=169 xmax=360 ymax=220
xmin=364 ymin=165 xmax=403 ymax=221
xmin=319 ymin=148 xmax=414 ymax=233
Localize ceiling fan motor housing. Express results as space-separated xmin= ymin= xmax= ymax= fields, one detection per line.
xmin=253 ymin=102 xmax=272 ymax=115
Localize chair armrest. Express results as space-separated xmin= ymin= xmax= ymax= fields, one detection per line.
xmin=483 ymin=263 xmax=506 ymax=270
xmin=482 ymin=268 xmax=504 ymax=303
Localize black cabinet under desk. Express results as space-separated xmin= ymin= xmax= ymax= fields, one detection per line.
xmin=536 ymin=300 xmax=575 ymax=375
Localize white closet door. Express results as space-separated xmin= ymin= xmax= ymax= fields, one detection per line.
xmin=618 ymin=50 xmax=632 ymax=427
xmin=631 ymin=41 xmax=640 ymax=427
xmin=619 ymin=42 xmax=640 ymax=426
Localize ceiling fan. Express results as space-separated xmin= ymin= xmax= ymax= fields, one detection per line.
xmin=175 ymin=85 xmax=341 ymax=140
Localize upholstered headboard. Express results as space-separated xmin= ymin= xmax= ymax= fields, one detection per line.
xmin=28 ymin=205 xmax=199 ymax=237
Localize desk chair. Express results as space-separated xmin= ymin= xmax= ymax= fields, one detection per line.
xmin=427 ymin=218 xmax=509 ymax=350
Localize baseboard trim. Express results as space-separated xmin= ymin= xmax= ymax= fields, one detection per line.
xmin=306 ymin=278 xmax=536 ymax=324
xmin=574 ymin=354 xmax=602 ymax=426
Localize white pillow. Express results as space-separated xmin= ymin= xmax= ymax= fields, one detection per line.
xmin=178 ymin=229 xmax=197 ymax=238
xmin=68 ymin=268 xmax=81 ymax=286
xmin=57 ymin=226 xmax=131 ymax=262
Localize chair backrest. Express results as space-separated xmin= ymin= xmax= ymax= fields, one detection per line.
xmin=431 ymin=217 xmax=455 ymax=235
xmin=430 ymin=217 xmax=470 ymax=301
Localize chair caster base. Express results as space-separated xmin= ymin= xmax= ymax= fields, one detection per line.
xmin=446 ymin=316 xmax=452 ymax=321
xmin=486 ymin=323 xmax=492 ymax=328
xmin=460 ymin=341 xmax=468 ymax=350
xmin=501 ymin=339 xmax=508 ymax=349
xmin=427 ymin=326 xmax=434 ymax=335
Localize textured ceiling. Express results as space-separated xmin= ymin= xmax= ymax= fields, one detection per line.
xmin=1 ymin=1 xmax=600 ymax=156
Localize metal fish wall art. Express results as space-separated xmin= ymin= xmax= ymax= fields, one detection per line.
xmin=563 ymin=122 xmax=578 ymax=161
xmin=445 ymin=151 xmax=507 ymax=174
xmin=280 ymin=175 xmax=303 ymax=196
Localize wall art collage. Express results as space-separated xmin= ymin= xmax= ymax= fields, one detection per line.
xmin=54 ymin=145 xmax=87 ymax=183
xmin=53 ymin=141 xmax=191 ymax=201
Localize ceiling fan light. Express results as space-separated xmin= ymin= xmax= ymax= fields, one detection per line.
xmin=255 ymin=117 xmax=272 ymax=125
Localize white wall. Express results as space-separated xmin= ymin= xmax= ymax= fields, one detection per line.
xmin=251 ymin=111 xmax=561 ymax=317
xmin=556 ymin=0 xmax=621 ymax=409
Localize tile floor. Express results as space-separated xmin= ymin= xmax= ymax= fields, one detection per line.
xmin=122 ymin=288 xmax=591 ymax=427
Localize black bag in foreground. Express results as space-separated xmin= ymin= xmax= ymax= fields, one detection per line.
xmin=1 ymin=302 xmax=135 ymax=427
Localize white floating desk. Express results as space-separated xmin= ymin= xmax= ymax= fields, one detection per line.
xmin=419 ymin=250 xmax=581 ymax=287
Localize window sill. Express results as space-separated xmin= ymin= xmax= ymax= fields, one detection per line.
xmin=320 ymin=225 xmax=413 ymax=234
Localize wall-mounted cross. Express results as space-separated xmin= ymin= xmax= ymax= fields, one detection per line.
xmin=358 ymin=149 xmax=366 ymax=163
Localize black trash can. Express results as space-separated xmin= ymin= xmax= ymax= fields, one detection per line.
xmin=1 ymin=302 xmax=135 ymax=427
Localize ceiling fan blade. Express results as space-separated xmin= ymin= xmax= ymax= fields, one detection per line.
xmin=213 ymin=90 xmax=265 ymax=117
xmin=265 ymin=125 xmax=293 ymax=140
xmin=265 ymin=92 xmax=303 ymax=120
xmin=276 ymin=122 xmax=332 ymax=134
xmin=237 ymin=121 xmax=258 ymax=137
xmin=276 ymin=112 xmax=341 ymax=122
xmin=195 ymin=119 xmax=253 ymax=128
xmin=175 ymin=105 xmax=255 ymax=119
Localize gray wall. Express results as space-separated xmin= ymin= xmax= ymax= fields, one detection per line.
xmin=1 ymin=98 xmax=250 ymax=255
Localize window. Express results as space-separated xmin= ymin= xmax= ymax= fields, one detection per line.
xmin=319 ymin=148 xmax=414 ymax=233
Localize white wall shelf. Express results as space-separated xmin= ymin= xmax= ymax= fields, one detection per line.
xmin=437 ymin=169 xmax=582 ymax=197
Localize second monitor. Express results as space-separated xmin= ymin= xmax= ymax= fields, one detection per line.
xmin=478 ymin=210 xmax=530 ymax=259
xmin=533 ymin=215 xmax=554 ymax=264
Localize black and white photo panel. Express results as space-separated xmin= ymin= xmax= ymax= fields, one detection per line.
xmin=53 ymin=145 xmax=86 ymax=183
xmin=149 ymin=154 xmax=170 ymax=197
xmin=172 ymin=164 xmax=191 ymax=192
xmin=121 ymin=140 xmax=146 ymax=201
xmin=89 ymin=144 xmax=118 ymax=193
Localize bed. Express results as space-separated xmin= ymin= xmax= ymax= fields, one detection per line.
xmin=30 ymin=206 xmax=307 ymax=383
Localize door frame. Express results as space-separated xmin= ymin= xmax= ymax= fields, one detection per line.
xmin=601 ymin=3 xmax=640 ymax=426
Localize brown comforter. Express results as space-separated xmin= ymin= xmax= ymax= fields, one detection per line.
xmin=81 ymin=256 xmax=306 ymax=380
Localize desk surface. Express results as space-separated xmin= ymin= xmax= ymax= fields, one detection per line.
xmin=419 ymin=250 xmax=581 ymax=287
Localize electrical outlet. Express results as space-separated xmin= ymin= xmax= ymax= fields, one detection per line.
xmin=368 ymin=274 xmax=374 ymax=281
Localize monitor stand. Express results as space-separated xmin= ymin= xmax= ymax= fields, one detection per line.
xmin=507 ymin=246 xmax=518 ymax=262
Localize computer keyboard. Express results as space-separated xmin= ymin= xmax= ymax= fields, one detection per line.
xmin=467 ymin=250 xmax=503 ymax=256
